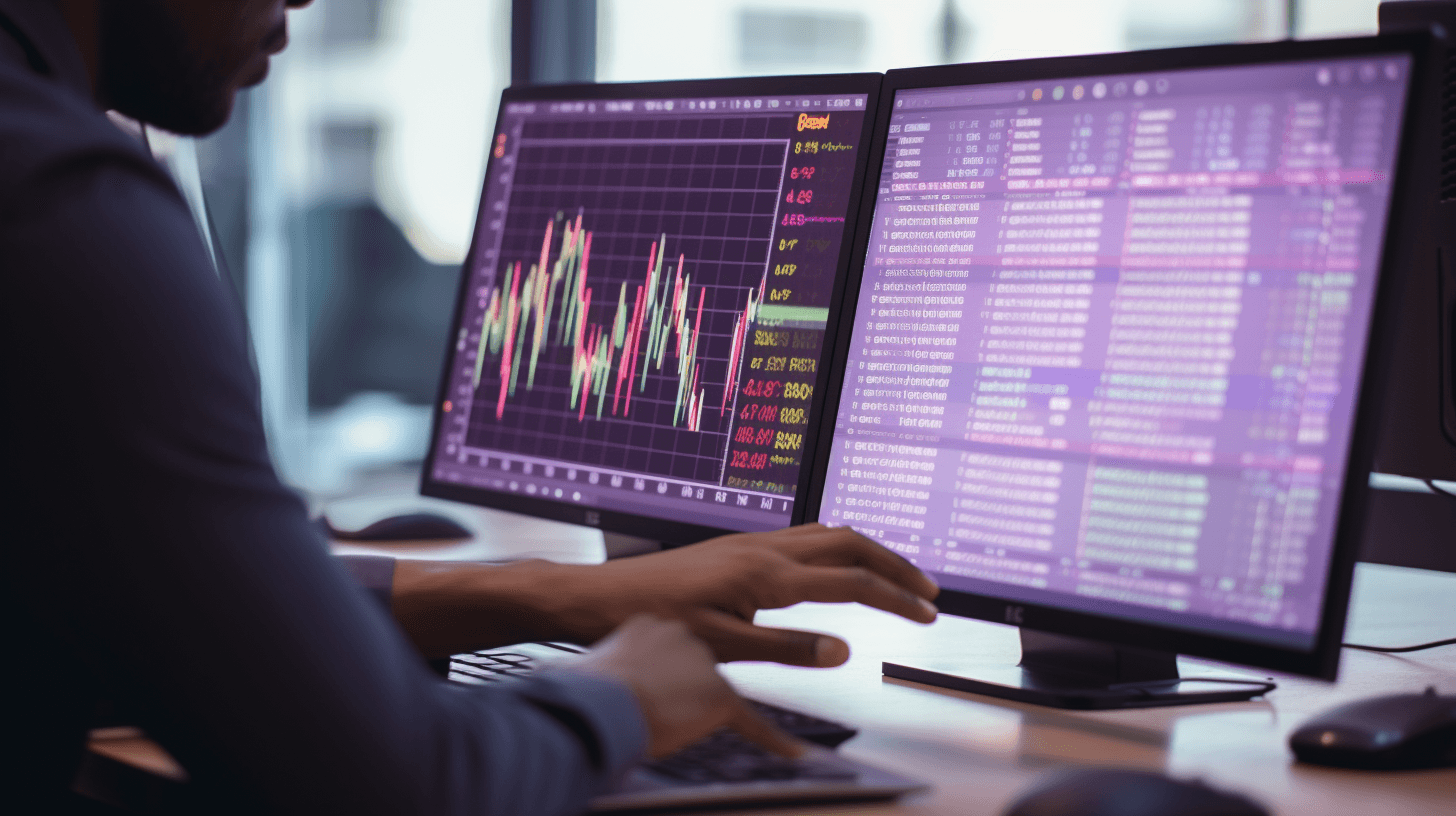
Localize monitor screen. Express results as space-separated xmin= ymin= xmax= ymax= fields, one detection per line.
xmin=816 ymin=48 xmax=1412 ymax=653
xmin=424 ymin=76 xmax=879 ymax=542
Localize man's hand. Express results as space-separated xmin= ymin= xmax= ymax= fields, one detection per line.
xmin=389 ymin=523 xmax=938 ymax=663
xmin=571 ymin=616 xmax=806 ymax=759
xmin=544 ymin=523 xmax=939 ymax=667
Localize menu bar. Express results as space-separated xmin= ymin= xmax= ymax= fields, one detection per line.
xmin=505 ymin=94 xmax=868 ymax=117
xmin=893 ymin=57 xmax=1406 ymax=114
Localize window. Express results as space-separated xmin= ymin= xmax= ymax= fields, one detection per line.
xmin=595 ymin=0 xmax=1337 ymax=84
xmin=198 ymin=0 xmax=1381 ymax=494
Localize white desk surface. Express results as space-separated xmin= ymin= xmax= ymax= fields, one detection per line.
xmin=95 ymin=493 xmax=1456 ymax=814
xmin=716 ymin=562 xmax=1455 ymax=816
xmin=321 ymin=493 xmax=1456 ymax=816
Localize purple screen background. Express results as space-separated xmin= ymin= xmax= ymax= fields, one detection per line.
xmin=820 ymin=55 xmax=1410 ymax=649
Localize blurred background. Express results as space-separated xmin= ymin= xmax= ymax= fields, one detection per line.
xmin=192 ymin=0 xmax=1382 ymax=497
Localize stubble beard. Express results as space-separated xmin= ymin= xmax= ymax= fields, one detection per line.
xmin=97 ymin=0 xmax=238 ymax=136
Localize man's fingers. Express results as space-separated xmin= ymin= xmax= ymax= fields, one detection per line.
xmin=727 ymin=697 xmax=808 ymax=759
xmin=777 ymin=525 xmax=940 ymax=600
xmin=782 ymin=563 xmax=939 ymax=623
xmin=692 ymin=609 xmax=850 ymax=666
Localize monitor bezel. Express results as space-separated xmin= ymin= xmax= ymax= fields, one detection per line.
xmin=801 ymin=34 xmax=1432 ymax=679
xmin=421 ymin=72 xmax=884 ymax=547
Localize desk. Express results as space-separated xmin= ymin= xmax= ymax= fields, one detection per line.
xmin=87 ymin=559 xmax=1456 ymax=815
xmin=722 ymin=562 xmax=1456 ymax=815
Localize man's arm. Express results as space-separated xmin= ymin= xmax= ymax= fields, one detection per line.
xmin=384 ymin=525 xmax=939 ymax=662
xmin=1 ymin=72 xmax=643 ymax=815
xmin=339 ymin=554 xmax=398 ymax=611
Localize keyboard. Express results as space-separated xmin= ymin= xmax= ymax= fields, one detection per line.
xmin=447 ymin=646 xmax=543 ymax=681
xmin=448 ymin=644 xmax=859 ymax=747
xmin=743 ymin=699 xmax=858 ymax=748
xmin=645 ymin=728 xmax=857 ymax=784
xmin=447 ymin=644 xmax=927 ymax=810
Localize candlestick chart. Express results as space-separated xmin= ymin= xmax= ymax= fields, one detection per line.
xmin=471 ymin=212 xmax=763 ymax=434
xmin=455 ymin=118 xmax=801 ymax=484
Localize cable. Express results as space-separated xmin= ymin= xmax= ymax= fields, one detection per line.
xmin=1367 ymin=482 xmax=1456 ymax=652
xmin=1421 ymin=478 xmax=1456 ymax=500
xmin=1344 ymin=637 xmax=1456 ymax=653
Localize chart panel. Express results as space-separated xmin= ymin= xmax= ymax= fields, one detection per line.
xmin=430 ymin=88 xmax=871 ymax=532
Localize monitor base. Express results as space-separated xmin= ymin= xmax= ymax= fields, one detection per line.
xmin=883 ymin=629 xmax=1271 ymax=710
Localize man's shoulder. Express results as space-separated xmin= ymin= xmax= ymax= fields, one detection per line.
xmin=0 ymin=58 xmax=156 ymax=197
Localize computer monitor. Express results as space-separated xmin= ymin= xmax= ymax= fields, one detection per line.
xmin=1348 ymin=1 xmax=1456 ymax=576
xmin=422 ymin=75 xmax=881 ymax=546
xmin=806 ymin=35 xmax=1425 ymax=708
xmin=1371 ymin=1 xmax=1456 ymax=484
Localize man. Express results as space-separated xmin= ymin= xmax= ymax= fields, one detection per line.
xmin=0 ymin=2 xmax=939 ymax=814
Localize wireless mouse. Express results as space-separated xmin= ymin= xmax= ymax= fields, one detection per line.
xmin=1004 ymin=768 xmax=1268 ymax=816
xmin=1289 ymin=686 xmax=1456 ymax=770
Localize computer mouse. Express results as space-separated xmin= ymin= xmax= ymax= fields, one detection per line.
xmin=1004 ymin=768 xmax=1268 ymax=816
xmin=317 ymin=512 xmax=473 ymax=541
xmin=1289 ymin=686 xmax=1456 ymax=770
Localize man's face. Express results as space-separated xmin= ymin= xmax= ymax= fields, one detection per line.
xmin=100 ymin=0 xmax=311 ymax=135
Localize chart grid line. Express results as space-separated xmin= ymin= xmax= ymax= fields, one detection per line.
xmin=464 ymin=132 xmax=793 ymax=483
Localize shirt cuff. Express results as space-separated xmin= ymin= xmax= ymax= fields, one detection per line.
xmin=336 ymin=554 xmax=396 ymax=613
xmin=513 ymin=668 xmax=648 ymax=784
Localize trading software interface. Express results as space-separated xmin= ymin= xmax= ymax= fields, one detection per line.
xmin=430 ymin=90 xmax=871 ymax=531
xmin=820 ymin=55 xmax=1410 ymax=648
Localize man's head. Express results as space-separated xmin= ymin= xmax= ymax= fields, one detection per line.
xmin=64 ymin=0 xmax=312 ymax=135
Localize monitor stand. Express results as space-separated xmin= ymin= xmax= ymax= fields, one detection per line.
xmin=883 ymin=629 xmax=1271 ymax=710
